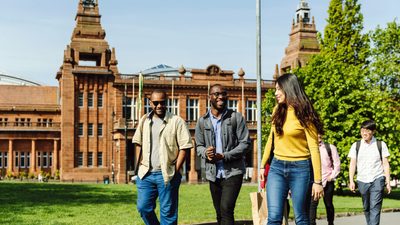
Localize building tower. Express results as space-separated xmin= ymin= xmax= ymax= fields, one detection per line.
xmin=56 ymin=0 xmax=118 ymax=182
xmin=279 ymin=0 xmax=320 ymax=75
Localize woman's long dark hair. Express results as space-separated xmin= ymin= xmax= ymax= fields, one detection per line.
xmin=272 ymin=73 xmax=324 ymax=135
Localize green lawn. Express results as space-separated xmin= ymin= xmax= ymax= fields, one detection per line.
xmin=0 ymin=181 xmax=399 ymax=225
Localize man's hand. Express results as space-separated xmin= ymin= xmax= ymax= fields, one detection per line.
xmin=214 ymin=153 xmax=224 ymax=161
xmin=349 ymin=181 xmax=356 ymax=193
xmin=206 ymin=146 xmax=216 ymax=161
xmin=386 ymin=183 xmax=392 ymax=194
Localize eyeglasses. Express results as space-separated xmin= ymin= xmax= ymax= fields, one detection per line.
xmin=151 ymin=100 xmax=166 ymax=106
xmin=361 ymin=128 xmax=373 ymax=134
xmin=210 ymin=92 xmax=227 ymax=98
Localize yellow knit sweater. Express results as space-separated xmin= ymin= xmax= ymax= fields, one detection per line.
xmin=261 ymin=107 xmax=322 ymax=181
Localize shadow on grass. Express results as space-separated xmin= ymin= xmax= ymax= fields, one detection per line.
xmin=0 ymin=182 xmax=136 ymax=210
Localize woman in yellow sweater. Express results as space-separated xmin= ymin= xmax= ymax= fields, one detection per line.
xmin=260 ymin=73 xmax=324 ymax=225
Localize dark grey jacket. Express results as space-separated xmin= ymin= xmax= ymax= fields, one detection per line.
xmin=195 ymin=109 xmax=250 ymax=182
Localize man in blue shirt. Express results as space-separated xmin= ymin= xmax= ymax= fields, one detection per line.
xmin=195 ymin=84 xmax=250 ymax=225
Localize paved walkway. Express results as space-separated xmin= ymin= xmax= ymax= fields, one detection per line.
xmin=289 ymin=211 xmax=400 ymax=225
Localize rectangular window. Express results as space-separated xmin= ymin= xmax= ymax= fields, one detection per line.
xmin=144 ymin=98 xmax=151 ymax=115
xmin=20 ymin=152 xmax=25 ymax=168
xmin=0 ymin=152 xmax=2 ymax=168
xmin=0 ymin=118 xmax=8 ymax=127
xmin=27 ymin=152 xmax=30 ymax=168
xmin=88 ymin=93 xmax=94 ymax=108
xmin=43 ymin=119 xmax=48 ymax=127
xmin=131 ymin=97 xmax=138 ymax=121
xmin=98 ymin=123 xmax=103 ymax=136
xmin=88 ymin=152 xmax=93 ymax=167
xmin=246 ymin=100 xmax=257 ymax=122
xmin=97 ymin=152 xmax=103 ymax=167
xmin=186 ymin=99 xmax=199 ymax=121
xmin=88 ymin=123 xmax=93 ymax=136
xmin=227 ymin=100 xmax=238 ymax=111
xmin=98 ymin=93 xmax=103 ymax=108
xmin=123 ymin=97 xmax=132 ymax=119
xmin=15 ymin=118 xmax=19 ymax=126
xmin=78 ymin=123 xmax=83 ymax=136
xmin=15 ymin=152 xmax=19 ymax=168
xmin=167 ymin=98 xmax=179 ymax=115
xmin=78 ymin=92 xmax=84 ymax=107
xmin=49 ymin=152 xmax=52 ymax=167
xmin=4 ymin=152 xmax=7 ymax=168
xmin=37 ymin=152 xmax=41 ymax=167
xmin=43 ymin=152 xmax=48 ymax=168
xmin=77 ymin=152 xmax=83 ymax=167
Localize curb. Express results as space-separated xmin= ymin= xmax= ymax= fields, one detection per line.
xmin=185 ymin=209 xmax=400 ymax=225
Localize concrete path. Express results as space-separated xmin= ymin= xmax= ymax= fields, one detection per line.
xmin=289 ymin=212 xmax=400 ymax=225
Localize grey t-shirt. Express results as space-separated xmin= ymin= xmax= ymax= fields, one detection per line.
xmin=150 ymin=116 xmax=163 ymax=171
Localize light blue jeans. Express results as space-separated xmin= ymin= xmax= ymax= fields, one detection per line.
xmin=136 ymin=171 xmax=182 ymax=225
xmin=266 ymin=158 xmax=313 ymax=225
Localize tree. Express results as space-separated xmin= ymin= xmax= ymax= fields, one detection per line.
xmin=296 ymin=0 xmax=376 ymax=188
xmin=369 ymin=21 xmax=400 ymax=179
xmin=261 ymin=90 xmax=276 ymax=147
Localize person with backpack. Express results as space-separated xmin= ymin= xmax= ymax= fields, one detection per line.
xmin=195 ymin=84 xmax=251 ymax=225
xmin=310 ymin=134 xmax=341 ymax=225
xmin=132 ymin=89 xmax=193 ymax=225
xmin=348 ymin=120 xmax=391 ymax=225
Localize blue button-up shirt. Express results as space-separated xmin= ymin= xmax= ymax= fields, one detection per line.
xmin=210 ymin=112 xmax=225 ymax=178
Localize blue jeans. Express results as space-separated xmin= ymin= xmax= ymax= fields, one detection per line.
xmin=136 ymin=171 xmax=182 ymax=225
xmin=266 ymin=158 xmax=313 ymax=225
xmin=358 ymin=176 xmax=385 ymax=225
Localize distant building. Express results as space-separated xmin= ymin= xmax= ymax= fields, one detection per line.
xmin=277 ymin=0 xmax=320 ymax=78
xmin=0 ymin=0 xmax=318 ymax=183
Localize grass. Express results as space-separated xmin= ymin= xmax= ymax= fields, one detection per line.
xmin=0 ymin=181 xmax=399 ymax=224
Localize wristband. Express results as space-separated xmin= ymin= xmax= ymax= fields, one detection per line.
xmin=314 ymin=182 xmax=323 ymax=186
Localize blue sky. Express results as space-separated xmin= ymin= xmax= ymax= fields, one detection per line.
xmin=0 ymin=0 xmax=398 ymax=86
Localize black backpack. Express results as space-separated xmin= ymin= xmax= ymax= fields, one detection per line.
xmin=355 ymin=140 xmax=383 ymax=161
xmin=324 ymin=142 xmax=334 ymax=168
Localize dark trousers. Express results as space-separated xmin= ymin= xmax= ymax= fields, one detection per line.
xmin=310 ymin=181 xmax=335 ymax=225
xmin=209 ymin=174 xmax=243 ymax=225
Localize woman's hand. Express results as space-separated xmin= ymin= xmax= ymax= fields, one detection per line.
xmin=311 ymin=183 xmax=324 ymax=201
xmin=259 ymin=168 xmax=265 ymax=182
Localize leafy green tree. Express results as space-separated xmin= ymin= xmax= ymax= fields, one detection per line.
xmin=369 ymin=21 xmax=400 ymax=178
xmin=261 ymin=89 xmax=276 ymax=147
xmin=296 ymin=0 xmax=376 ymax=188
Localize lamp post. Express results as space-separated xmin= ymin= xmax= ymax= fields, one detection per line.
xmin=256 ymin=0 xmax=262 ymax=191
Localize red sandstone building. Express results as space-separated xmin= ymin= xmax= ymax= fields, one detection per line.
xmin=0 ymin=0 xmax=319 ymax=183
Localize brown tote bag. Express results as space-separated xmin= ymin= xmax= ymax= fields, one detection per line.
xmin=250 ymin=190 xmax=267 ymax=225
